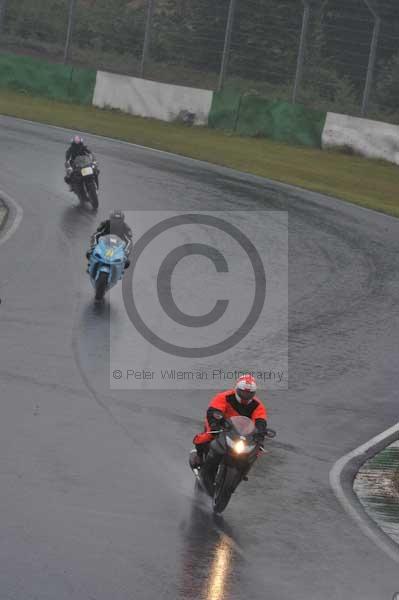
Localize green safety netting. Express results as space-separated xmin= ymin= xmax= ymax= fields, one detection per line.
xmin=208 ymin=88 xmax=242 ymax=131
xmin=0 ymin=53 xmax=96 ymax=105
xmin=209 ymin=90 xmax=326 ymax=148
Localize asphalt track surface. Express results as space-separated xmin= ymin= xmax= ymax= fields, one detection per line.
xmin=1 ymin=115 xmax=399 ymax=600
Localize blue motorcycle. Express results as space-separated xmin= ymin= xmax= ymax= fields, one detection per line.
xmin=88 ymin=234 xmax=127 ymax=301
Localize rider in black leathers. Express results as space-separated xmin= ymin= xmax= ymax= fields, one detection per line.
xmin=64 ymin=135 xmax=95 ymax=188
xmin=86 ymin=210 xmax=133 ymax=269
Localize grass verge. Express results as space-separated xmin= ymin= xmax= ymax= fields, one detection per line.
xmin=1 ymin=89 xmax=399 ymax=217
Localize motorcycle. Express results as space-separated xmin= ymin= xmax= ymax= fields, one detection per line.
xmin=87 ymin=234 xmax=127 ymax=301
xmin=69 ymin=154 xmax=99 ymax=210
xmin=190 ymin=415 xmax=276 ymax=514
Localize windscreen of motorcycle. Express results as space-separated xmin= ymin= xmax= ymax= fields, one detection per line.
xmin=97 ymin=235 xmax=126 ymax=261
xmin=229 ymin=416 xmax=255 ymax=436
xmin=74 ymin=155 xmax=92 ymax=168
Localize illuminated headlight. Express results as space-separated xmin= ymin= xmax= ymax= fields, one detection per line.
xmin=234 ymin=440 xmax=246 ymax=454
xmin=226 ymin=437 xmax=255 ymax=454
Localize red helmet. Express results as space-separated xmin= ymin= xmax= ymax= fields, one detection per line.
xmin=235 ymin=374 xmax=257 ymax=404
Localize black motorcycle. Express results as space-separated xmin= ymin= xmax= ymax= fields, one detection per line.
xmin=70 ymin=154 xmax=99 ymax=210
xmin=190 ymin=416 xmax=276 ymax=514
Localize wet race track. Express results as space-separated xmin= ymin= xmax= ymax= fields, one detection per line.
xmin=1 ymin=116 xmax=399 ymax=600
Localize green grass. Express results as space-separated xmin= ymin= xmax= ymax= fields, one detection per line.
xmin=1 ymin=89 xmax=399 ymax=217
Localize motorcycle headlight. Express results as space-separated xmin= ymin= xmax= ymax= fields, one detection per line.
xmin=226 ymin=436 xmax=255 ymax=454
xmin=234 ymin=440 xmax=246 ymax=454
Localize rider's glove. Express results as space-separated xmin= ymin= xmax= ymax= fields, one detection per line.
xmin=254 ymin=431 xmax=266 ymax=444
xmin=210 ymin=419 xmax=225 ymax=433
xmin=86 ymin=251 xmax=91 ymax=260
xmin=207 ymin=408 xmax=225 ymax=434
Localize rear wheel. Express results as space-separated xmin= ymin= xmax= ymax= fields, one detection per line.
xmin=72 ymin=181 xmax=85 ymax=205
xmin=95 ymin=271 xmax=108 ymax=301
xmin=212 ymin=465 xmax=241 ymax=514
xmin=87 ymin=179 xmax=99 ymax=211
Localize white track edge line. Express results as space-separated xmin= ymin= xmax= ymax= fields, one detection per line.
xmin=0 ymin=189 xmax=23 ymax=246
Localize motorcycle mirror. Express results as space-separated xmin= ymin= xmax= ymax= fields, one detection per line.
xmin=266 ymin=429 xmax=276 ymax=438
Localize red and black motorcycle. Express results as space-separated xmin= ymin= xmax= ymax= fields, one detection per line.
xmin=190 ymin=415 xmax=276 ymax=514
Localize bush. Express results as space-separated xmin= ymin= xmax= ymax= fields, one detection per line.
xmin=299 ymin=64 xmax=359 ymax=115
xmin=376 ymin=52 xmax=399 ymax=112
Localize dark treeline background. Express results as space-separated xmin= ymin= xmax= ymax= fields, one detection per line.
xmin=1 ymin=0 xmax=399 ymax=118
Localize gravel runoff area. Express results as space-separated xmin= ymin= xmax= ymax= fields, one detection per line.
xmin=0 ymin=197 xmax=8 ymax=230
xmin=354 ymin=441 xmax=399 ymax=545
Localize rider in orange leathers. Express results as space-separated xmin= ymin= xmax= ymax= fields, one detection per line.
xmin=190 ymin=374 xmax=268 ymax=472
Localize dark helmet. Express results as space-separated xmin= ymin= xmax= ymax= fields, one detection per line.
xmin=109 ymin=210 xmax=125 ymax=222
xmin=71 ymin=135 xmax=84 ymax=145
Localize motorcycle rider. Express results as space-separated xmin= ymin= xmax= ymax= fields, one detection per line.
xmin=190 ymin=374 xmax=268 ymax=482
xmin=86 ymin=210 xmax=133 ymax=269
xmin=64 ymin=135 xmax=96 ymax=189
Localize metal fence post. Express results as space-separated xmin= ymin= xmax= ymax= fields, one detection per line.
xmin=140 ymin=0 xmax=155 ymax=78
xmin=361 ymin=0 xmax=381 ymax=117
xmin=292 ymin=0 xmax=310 ymax=104
xmin=0 ymin=0 xmax=8 ymax=35
xmin=218 ymin=0 xmax=238 ymax=92
xmin=64 ymin=0 xmax=76 ymax=64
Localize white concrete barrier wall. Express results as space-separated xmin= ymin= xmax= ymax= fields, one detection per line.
xmin=93 ymin=71 xmax=213 ymax=126
xmin=93 ymin=73 xmax=399 ymax=165
xmin=322 ymin=112 xmax=399 ymax=165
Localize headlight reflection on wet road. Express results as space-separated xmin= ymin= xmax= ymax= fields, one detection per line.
xmin=204 ymin=534 xmax=233 ymax=600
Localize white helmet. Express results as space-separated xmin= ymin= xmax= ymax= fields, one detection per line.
xmin=235 ymin=374 xmax=257 ymax=404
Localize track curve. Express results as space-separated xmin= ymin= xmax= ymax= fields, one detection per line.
xmin=1 ymin=115 xmax=399 ymax=600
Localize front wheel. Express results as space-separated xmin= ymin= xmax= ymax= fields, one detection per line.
xmin=212 ymin=465 xmax=241 ymax=514
xmin=86 ymin=179 xmax=99 ymax=211
xmin=95 ymin=271 xmax=108 ymax=301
